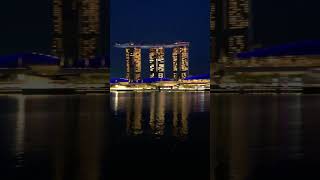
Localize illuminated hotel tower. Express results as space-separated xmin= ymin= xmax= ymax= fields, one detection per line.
xmin=78 ymin=0 xmax=100 ymax=62
xmin=225 ymin=0 xmax=250 ymax=58
xmin=211 ymin=0 xmax=250 ymax=62
xmin=172 ymin=46 xmax=189 ymax=80
xmin=52 ymin=0 xmax=76 ymax=65
xmin=52 ymin=0 xmax=107 ymax=66
xmin=149 ymin=47 xmax=165 ymax=78
xmin=126 ymin=48 xmax=142 ymax=82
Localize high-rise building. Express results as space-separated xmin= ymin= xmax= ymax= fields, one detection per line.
xmin=172 ymin=46 xmax=189 ymax=80
xmin=225 ymin=0 xmax=250 ymax=57
xmin=210 ymin=0 xmax=218 ymax=63
xmin=52 ymin=0 xmax=107 ymax=67
xmin=149 ymin=47 xmax=165 ymax=78
xmin=126 ymin=48 xmax=142 ymax=82
xmin=52 ymin=0 xmax=77 ymax=66
xmin=78 ymin=0 xmax=100 ymax=61
xmin=211 ymin=0 xmax=250 ymax=63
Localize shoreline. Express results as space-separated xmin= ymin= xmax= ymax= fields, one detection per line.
xmin=110 ymin=89 xmax=210 ymax=92
xmin=211 ymin=86 xmax=320 ymax=94
xmin=0 ymin=88 xmax=109 ymax=95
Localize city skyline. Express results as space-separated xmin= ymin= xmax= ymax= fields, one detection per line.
xmin=110 ymin=0 xmax=210 ymax=78
xmin=0 ymin=0 xmax=109 ymax=62
xmin=115 ymin=42 xmax=190 ymax=81
xmin=0 ymin=1 xmax=320 ymax=58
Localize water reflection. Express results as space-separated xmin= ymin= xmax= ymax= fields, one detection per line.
xmin=15 ymin=95 xmax=25 ymax=168
xmin=0 ymin=95 xmax=108 ymax=180
xmin=110 ymin=92 xmax=210 ymax=180
xmin=126 ymin=93 xmax=143 ymax=135
xmin=112 ymin=92 xmax=195 ymax=138
xmin=172 ymin=92 xmax=190 ymax=138
xmin=149 ymin=92 xmax=166 ymax=136
xmin=211 ymin=94 xmax=317 ymax=180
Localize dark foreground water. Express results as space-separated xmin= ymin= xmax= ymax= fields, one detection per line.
xmin=0 ymin=95 xmax=109 ymax=180
xmin=2 ymin=93 xmax=319 ymax=179
xmin=212 ymin=94 xmax=320 ymax=180
xmin=110 ymin=92 xmax=210 ymax=180
xmin=0 ymin=92 xmax=210 ymax=180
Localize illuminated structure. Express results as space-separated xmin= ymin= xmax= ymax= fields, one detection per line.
xmin=78 ymin=0 xmax=100 ymax=62
xmin=115 ymin=42 xmax=189 ymax=81
xmin=210 ymin=0 xmax=218 ymax=63
xmin=173 ymin=46 xmax=189 ymax=80
xmin=126 ymin=47 xmax=142 ymax=82
xmin=149 ymin=48 xmax=165 ymax=78
xmin=52 ymin=0 xmax=75 ymax=65
xmin=225 ymin=0 xmax=250 ymax=58
xmin=211 ymin=0 xmax=250 ymax=63
xmin=52 ymin=0 xmax=107 ymax=67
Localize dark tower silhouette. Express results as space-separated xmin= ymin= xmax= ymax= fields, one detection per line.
xmin=52 ymin=0 xmax=108 ymax=67
xmin=211 ymin=0 xmax=250 ymax=63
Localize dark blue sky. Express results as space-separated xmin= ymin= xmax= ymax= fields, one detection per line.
xmin=110 ymin=0 xmax=210 ymax=78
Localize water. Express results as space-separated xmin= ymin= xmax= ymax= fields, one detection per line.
xmin=212 ymin=94 xmax=320 ymax=180
xmin=0 ymin=95 xmax=109 ymax=180
xmin=110 ymin=92 xmax=210 ymax=180
xmin=0 ymin=92 xmax=210 ymax=180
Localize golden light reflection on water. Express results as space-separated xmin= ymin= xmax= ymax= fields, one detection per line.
xmin=4 ymin=95 xmax=108 ymax=180
xmin=116 ymin=92 xmax=193 ymax=138
xmin=126 ymin=93 xmax=143 ymax=135
xmin=212 ymin=95 xmax=305 ymax=180
xmin=172 ymin=93 xmax=190 ymax=138
xmin=150 ymin=92 xmax=166 ymax=136
xmin=15 ymin=95 xmax=25 ymax=168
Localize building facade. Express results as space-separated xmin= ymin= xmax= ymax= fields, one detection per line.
xmin=149 ymin=47 xmax=165 ymax=78
xmin=211 ymin=0 xmax=250 ymax=63
xmin=126 ymin=48 xmax=142 ymax=82
xmin=78 ymin=0 xmax=100 ymax=61
xmin=52 ymin=0 xmax=107 ymax=67
xmin=173 ymin=46 xmax=189 ymax=80
xmin=225 ymin=0 xmax=250 ymax=58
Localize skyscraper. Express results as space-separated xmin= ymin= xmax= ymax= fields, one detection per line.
xmin=210 ymin=0 xmax=218 ymax=63
xmin=52 ymin=0 xmax=77 ymax=66
xmin=126 ymin=48 xmax=141 ymax=82
xmin=211 ymin=0 xmax=250 ymax=63
xmin=225 ymin=0 xmax=250 ymax=57
xmin=173 ymin=46 xmax=189 ymax=80
xmin=52 ymin=0 xmax=107 ymax=67
xmin=149 ymin=47 xmax=165 ymax=78
xmin=78 ymin=0 xmax=100 ymax=61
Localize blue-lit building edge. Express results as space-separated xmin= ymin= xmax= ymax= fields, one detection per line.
xmin=110 ymin=74 xmax=210 ymax=83
xmin=0 ymin=53 xmax=110 ymax=68
xmin=73 ymin=56 xmax=109 ymax=68
xmin=237 ymin=40 xmax=320 ymax=59
xmin=184 ymin=74 xmax=210 ymax=80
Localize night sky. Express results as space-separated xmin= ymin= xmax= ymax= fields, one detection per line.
xmin=110 ymin=0 xmax=210 ymax=78
xmin=0 ymin=0 xmax=320 ymax=77
xmin=0 ymin=0 xmax=51 ymax=55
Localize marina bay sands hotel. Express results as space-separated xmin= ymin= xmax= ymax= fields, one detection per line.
xmin=115 ymin=42 xmax=190 ymax=82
